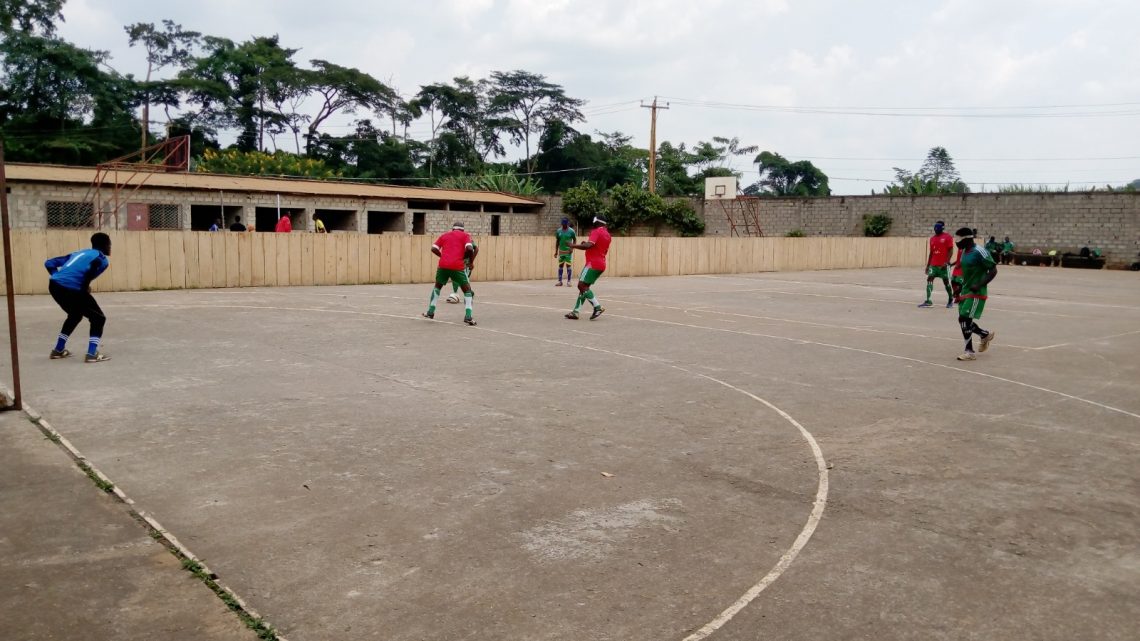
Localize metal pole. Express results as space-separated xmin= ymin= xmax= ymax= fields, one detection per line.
xmin=0 ymin=140 xmax=23 ymax=410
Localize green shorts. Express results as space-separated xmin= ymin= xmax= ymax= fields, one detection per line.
xmin=927 ymin=265 xmax=950 ymax=280
xmin=578 ymin=266 xmax=604 ymax=286
xmin=951 ymin=275 xmax=964 ymax=297
xmin=558 ymin=252 xmax=574 ymax=265
xmin=958 ymin=296 xmax=986 ymax=319
xmin=436 ymin=268 xmax=470 ymax=288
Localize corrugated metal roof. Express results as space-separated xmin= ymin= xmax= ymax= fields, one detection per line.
xmin=2 ymin=163 xmax=543 ymax=206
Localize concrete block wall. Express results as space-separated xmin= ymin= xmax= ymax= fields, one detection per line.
xmin=686 ymin=192 xmax=1140 ymax=266
xmin=422 ymin=211 xmax=540 ymax=237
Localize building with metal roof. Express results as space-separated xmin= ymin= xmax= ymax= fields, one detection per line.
xmin=2 ymin=163 xmax=544 ymax=236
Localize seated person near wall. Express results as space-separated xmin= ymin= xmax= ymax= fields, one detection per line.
xmin=1001 ymin=236 xmax=1015 ymax=264
xmin=229 ymin=216 xmax=246 ymax=232
xmin=985 ymin=236 xmax=1001 ymax=256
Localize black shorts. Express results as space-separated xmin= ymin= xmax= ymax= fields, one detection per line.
xmin=49 ymin=281 xmax=104 ymax=322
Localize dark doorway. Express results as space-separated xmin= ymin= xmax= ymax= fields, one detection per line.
xmin=314 ymin=208 xmax=357 ymax=232
xmin=191 ymin=204 xmax=241 ymax=231
xmin=412 ymin=212 xmax=426 ymax=235
xmin=490 ymin=215 xmax=501 ymax=236
xmin=255 ymin=206 xmax=305 ymax=232
xmin=368 ymin=211 xmax=406 ymax=234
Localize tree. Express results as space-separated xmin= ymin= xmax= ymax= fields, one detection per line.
xmin=890 ymin=146 xmax=969 ymax=194
xmin=0 ymin=30 xmax=139 ymax=164
xmin=452 ymin=76 xmax=507 ymax=164
xmin=489 ymin=70 xmax=584 ymax=174
xmin=655 ymin=141 xmax=699 ymax=196
xmin=309 ymin=119 xmax=417 ymax=181
xmin=748 ymin=151 xmax=830 ymax=196
xmin=179 ymin=35 xmax=304 ymax=152
xmin=413 ymin=81 xmax=468 ymax=177
xmin=0 ymin=0 xmax=64 ymax=35
xmin=125 ymin=20 xmax=201 ymax=149
xmin=305 ymin=59 xmax=395 ymax=154
xmin=531 ymin=122 xmax=645 ymax=193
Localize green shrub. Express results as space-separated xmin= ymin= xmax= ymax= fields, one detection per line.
xmin=863 ymin=213 xmax=893 ymax=237
xmin=661 ymin=199 xmax=705 ymax=237
xmin=607 ymin=183 xmax=661 ymax=233
xmin=196 ymin=149 xmax=339 ymax=179
xmin=562 ymin=182 xmax=606 ymax=227
xmin=785 ymin=229 xmax=806 ymax=237
xmin=436 ymin=170 xmax=543 ymax=196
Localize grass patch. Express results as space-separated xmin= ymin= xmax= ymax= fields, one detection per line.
xmin=76 ymin=461 xmax=115 ymax=493
xmin=180 ymin=556 xmax=279 ymax=639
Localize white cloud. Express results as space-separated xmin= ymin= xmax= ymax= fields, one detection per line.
xmin=39 ymin=0 xmax=1140 ymax=191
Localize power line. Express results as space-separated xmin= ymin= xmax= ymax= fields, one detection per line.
xmin=662 ymin=96 xmax=1140 ymax=111
xmin=660 ymin=96 xmax=1140 ymax=119
xmin=780 ymin=154 xmax=1140 ymax=162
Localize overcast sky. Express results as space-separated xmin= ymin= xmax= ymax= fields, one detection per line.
xmin=57 ymin=0 xmax=1140 ymax=194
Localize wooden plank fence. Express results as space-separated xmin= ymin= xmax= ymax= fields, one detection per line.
xmin=2 ymin=231 xmax=926 ymax=295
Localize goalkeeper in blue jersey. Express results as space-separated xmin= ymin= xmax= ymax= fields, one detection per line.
xmin=44 ymin=233 xmax=113 ymax=363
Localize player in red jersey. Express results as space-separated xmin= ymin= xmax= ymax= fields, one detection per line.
xmin=565 ymin=216 xmax=612 ymax=320
xmin=423 ymin=221 xmax=477 ymax=325
xmin=919 ymin=220 xmax=955 ymax=308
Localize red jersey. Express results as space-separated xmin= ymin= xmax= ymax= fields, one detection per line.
xmin=275 ymin=216 xmax=292 ymax=233
xmin=929 ymin=232 xmax=954 ymax=267
xmin=434 ymin=229 xmax=473 ymax=270
xmin=951 ymin=251 xmax=963 ymax=277
xmin=585 ymin=226 xmax=612 ymax=271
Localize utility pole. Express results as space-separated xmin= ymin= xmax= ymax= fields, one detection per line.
xmin=641 ymin=96 xmax=669 ymax=193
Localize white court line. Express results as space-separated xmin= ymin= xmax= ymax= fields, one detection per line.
xmin=118 ymin=297 xmax=1140 ymax=637
xmin=603 ymin=311 xmax=1140 ymax=421
xmin=695 ymin=274 xmax=1140 ymax=313
xmin=453 ymin=300 xmax=1140 ymax=422
xmin=1035 ymin=329 xmax=1140 ymax=350
xmin=449 ymin=322 xmax=828 ymax=641
xmin=568 ymin=328 xmax=603 ymax=337
xmin=127 ymin=297 xmax=1140 ymax=421
xmin=120 ymin=300 xmax=830 ymax=640
xmin=605 ymin=297 xmax=1036 ymax=350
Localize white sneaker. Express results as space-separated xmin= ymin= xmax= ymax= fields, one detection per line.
xmin=979 ymin=331 xmax=996 ymax=353
xmin=956 ymin=351 xmax=977 ymax=361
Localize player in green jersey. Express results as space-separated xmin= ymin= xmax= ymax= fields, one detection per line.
xmin=554 ymin=218 xmax=576 ymax=286
xmin=953 ymin=227 xmax=997 ymax=361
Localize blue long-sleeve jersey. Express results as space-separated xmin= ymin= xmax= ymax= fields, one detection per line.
xmin=45 ymin=249 xmax=110 ymax=291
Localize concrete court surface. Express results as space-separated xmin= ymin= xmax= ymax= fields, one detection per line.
xmin=1 ymin=265 xmax=1138 ymax=641
xmin=0 ymin=410 xmax=259 ymax=641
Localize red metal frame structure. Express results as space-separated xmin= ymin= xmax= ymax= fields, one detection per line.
xmin=716 ymin=195 xmax=765 ymax=237
xmin=83 ymin=136 xmax=190 ymax=229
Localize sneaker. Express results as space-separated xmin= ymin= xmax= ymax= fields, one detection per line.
xmin=50 ymin=349 xmax=71 ymax=359
xmin=978 ymin=331 xmax=996 ymax=353
xmin=84 ymin=352 xmax=111 ymax=363
xmin=565 ymin=311 xmax=579 ymax=320
xmin=464 ymin=318 xmax=477 ymax=326
xmin=555 ymin=282 xmax=564 ymax=286
xmin=589 ymin=306 xmax=606 ymax=321
xmin=917 ymin=301 xmax=934 ymax=308
xmin=422 ymin=312 xmax=434 ymax=320
xmin=945 ymin=301 xmax=954 ymax=308
xmin=956 ymin=351 xmax=977 ymax=361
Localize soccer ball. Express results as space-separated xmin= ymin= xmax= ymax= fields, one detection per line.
xmin=446 ymin=293 xmax=462 ymax=304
